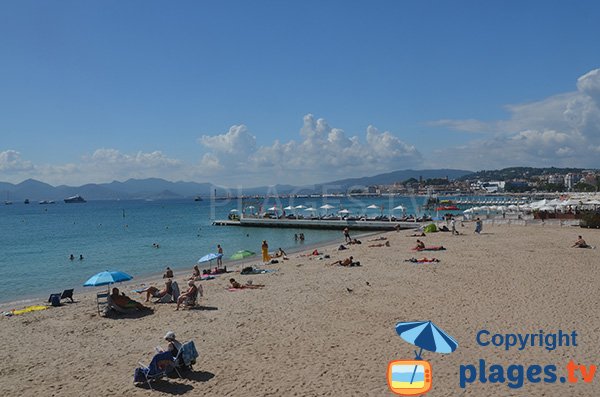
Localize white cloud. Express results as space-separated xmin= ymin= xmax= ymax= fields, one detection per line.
xmin=0 ymin=150 xmax=34 ymax=172
xmin=430 ymin=68 xmax=600 ymax=169
xmin=195 ymin=114 xmax=422 ymax=185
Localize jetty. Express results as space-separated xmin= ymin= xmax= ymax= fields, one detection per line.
xmin=212 ymin=217 xmax=421 ymax=231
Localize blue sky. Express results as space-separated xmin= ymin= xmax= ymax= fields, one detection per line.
xmin=1 ymin=1 xmax=600 ymax=186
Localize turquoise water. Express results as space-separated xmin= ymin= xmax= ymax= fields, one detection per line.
xmin=0 ymin=196 xmax=435 ymax=304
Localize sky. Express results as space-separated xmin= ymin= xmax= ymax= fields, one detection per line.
xmin=1 ymin=0 xmax=600 ymax=187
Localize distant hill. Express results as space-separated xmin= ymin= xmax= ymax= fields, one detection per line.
xmin=320 ymin=169 xmax=473 ymax=191
xmin=0 ymin=169 xmax=475 ymax=201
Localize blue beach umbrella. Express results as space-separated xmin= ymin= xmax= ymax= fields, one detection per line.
xmin=83 ymin=270 xmax=133 ymax=287
xmin=395 ymin=320 xmax=458 ymax=384
xmin=198 ymin=253 xmax=223 ymax=264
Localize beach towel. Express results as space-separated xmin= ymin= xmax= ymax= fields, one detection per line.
xmin=11 ymin=305 xmax=48 ymax=315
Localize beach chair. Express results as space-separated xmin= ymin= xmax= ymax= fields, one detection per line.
xmin=60 ymin=289 xmax=74 ymax=303
xmin=174 ymin=340 xmax=199 ymax=370
xmin=96 ymin=291 xmax=109 ymax=315
xmin=106 ymin=295 xmax=137 ymax=314
xmin=134 ymin=351 xmax=179 ymax=390
xmin=183 ymin=285 xmax=202 ymax=309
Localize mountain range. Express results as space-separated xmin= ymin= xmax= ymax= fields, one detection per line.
xmin=0 ymin=169 xmax=473 ymax=201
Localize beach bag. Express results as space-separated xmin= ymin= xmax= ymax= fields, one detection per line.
xmin=133 ymin=367 xmax=147 ymax=383
xmin=50 ymin=294 xmax=61 ymax=307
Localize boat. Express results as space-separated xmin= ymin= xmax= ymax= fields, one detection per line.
xmin=39 ymin=200 xmax=55 ymax=205
xmin=64 ymin=195 xmax=86 ymax=203
xmin=436 ymin=205 xmax=460 ymax=211
xmin=24 ymin=199 xmax=30 ymax=204
xmin=194 ymin=196 xmax=203 ymax=201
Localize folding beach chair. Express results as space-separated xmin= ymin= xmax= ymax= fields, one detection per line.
xmin=182 ymin=285 xmax=202 ymax=309
xmin=60 ymin=289 xmax=74 ymax=303
xmin=174 ymin=340 xmax=199 ymax=371
xmin=134 ymin=351 xmax=180 ymax=390
xmin=96 ymin=291 xmax=109 ymax=315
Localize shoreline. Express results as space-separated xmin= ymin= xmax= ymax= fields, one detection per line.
xmin=0 ymin=229 xmax=379 ymax=311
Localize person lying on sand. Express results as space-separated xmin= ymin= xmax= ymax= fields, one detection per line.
xmin=229 ymin=278 xmax=264 ymax=289
xmin=111 ymin=288 xmax=153 ymax=311
xmin=347 ymin=239 xmax=362 ymax=245
xmin=405 ymin=257 xmax=440 ymax=263
xmin=368 ymin=237 xmax=388 ymax=242
xmin=139 ymin=278 xmax=172 ymax=302
xmin=414 ymin=239 xmax=425 ymax=250
xmin=407 ymin=232 xmax=426 ymax=237
xmin=368 ymin=241 xmax=391 ymax=247
xmin=328 ymin=256 xmax=361 ymax=267
xmin=572 ymin=235 xmax=591 ymax=248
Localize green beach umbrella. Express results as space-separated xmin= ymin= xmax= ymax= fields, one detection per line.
xmin=230 ymin=250 xmax=256 ymax=260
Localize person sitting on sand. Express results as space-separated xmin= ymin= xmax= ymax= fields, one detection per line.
xmin=274 ymin=248 xmax=287 ymax=258
xmin=347 ymin=238 xmax=362 ymax=245
xmin=572 ymin=235 xmax=590 ymax=248
xmin=414 ymin=239 xmax=425 ymax=250
xmin=328 ymin=256 xmax=361 ymax=267
xmin=111 ymin=288 xmax=152 ymax=311
xmin=189 ymin=265 xmax=201 ymax=280
xmin=140 ymin=278 xmax=173 ymax=302
xmin=162 ymin=331 xmax=182 ymax=358
xmin=369 ymin=241 xmax=390 ymax=248
xmin=176 ymin=280 xmax=200 ymax=310
xmin=229 ymin=278 xmax=265 ymax=289
xmin=163 ymin=266 xmax=174 ymax=279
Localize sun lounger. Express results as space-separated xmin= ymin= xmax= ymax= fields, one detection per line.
xmin=107 ymin=295 xmax=137 ymax=314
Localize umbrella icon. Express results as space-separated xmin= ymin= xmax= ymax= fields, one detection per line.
xmin=230 ymin=250 xmax=256 ymax=260
xmin=84 ymin=270 xmax=133 ymax=287
xmin=198 ymin=253 xmax=223 ymax=264
xmin=395 ymin=320 xmax=458 ymax=384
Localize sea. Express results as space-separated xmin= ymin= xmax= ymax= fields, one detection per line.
xmin=0 ymin=195 xmax=439 ymax=304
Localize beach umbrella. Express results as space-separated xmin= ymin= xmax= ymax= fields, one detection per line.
xmin=283 ymin=205 xmax=295 ymax=210
xmin=304 ymin=207 xmax=317 ymax=212
xmin=246 ymin=205 xmax=255 ymax=210
xmin=229 ymin=209 xmax=239 ymax=212
xmin=392 ymin=205 xmax=405 ymax=211
xmin=294 ymin=205 xmax=307 ymax=209
xmin=395 ymin=320 xmax=458 ymax=383
xmin=198 ymin=253 xmax=223 ymax=263
xmin=84 ymin=270 xmax=133 ymax=287
xmin=267 ymin=207 xmax=278 ymax=211
xmin=338 ymin=209 xmax=350 ymax=214
xmin=366 ymin=204 xmax=379 ymax=209
xmin=230 ymin=250 xmax=256 ymax=260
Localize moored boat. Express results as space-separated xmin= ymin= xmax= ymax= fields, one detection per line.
xmin=64 ymin=195 xmax=86 ymax=203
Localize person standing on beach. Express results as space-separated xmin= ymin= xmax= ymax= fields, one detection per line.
xmin=262 ymin=240 xmax=269 ymax=262
xmin=474 ymin=218 xmax=482 ymax=234
xmin=343 ymin=227 xmax=351 ymax=242
xmin=450 ymin=218 xmax=457 ymax=235
xmin=217 ymin=244 xmax=223 ymax=268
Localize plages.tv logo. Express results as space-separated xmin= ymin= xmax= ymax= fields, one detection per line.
xmin=388 ymin=320 xmax=459 ymax=396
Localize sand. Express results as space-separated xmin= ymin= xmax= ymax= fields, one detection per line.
xmin=1 ymin=222 xmax=599 ymax=396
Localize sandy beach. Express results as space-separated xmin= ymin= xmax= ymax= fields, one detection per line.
xmin=1 ymin=222 xmax=600 ymax=396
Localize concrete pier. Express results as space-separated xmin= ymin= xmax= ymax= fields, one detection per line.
xmin=212 ymin=217 xmax=421 ymax=231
